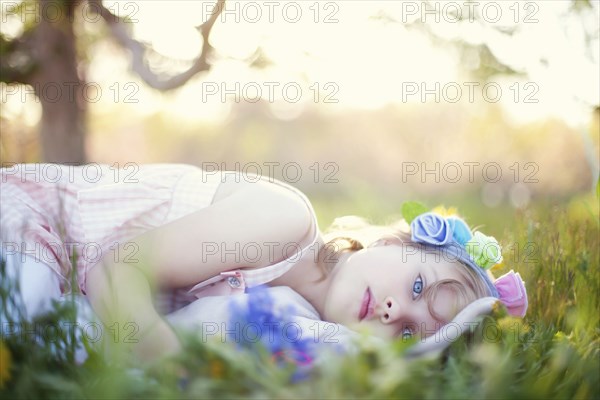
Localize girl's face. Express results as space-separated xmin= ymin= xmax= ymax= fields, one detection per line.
xmin=322 ymin=244 xmax=468 ymax=340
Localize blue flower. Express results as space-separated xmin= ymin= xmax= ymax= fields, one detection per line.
xmin=410 ymin=212 xmax=452 ymax=245
xmin=446 ymin=216 xmax=473 ymax=246
xmin=229 ymin=286 xmax=315 ymax=382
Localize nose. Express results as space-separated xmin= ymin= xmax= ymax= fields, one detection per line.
xmin=380 ymin=295 xmax=403 ymax=324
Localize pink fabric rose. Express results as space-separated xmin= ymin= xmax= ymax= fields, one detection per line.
xmin=494 ymin=270 xmax=528 ymax=317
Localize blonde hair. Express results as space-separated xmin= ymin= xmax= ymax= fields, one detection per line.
xmin=316 ymin=215 xmax=492 ymax=324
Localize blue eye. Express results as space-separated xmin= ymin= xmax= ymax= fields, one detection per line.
xmin=412 ymin=275 xmax=423 ymax=299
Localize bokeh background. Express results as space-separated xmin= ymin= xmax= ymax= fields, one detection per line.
xmin=1 ymin=0 xmax=599 ymax=235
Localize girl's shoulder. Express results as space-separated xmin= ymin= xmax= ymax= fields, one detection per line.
xmin=209 ymin=170 xmax=320 ymax=253
xmin=211 ymin=170 xmax=317 ymax=220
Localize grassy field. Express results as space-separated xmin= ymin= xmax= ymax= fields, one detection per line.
xmin=1 ymin=193 xmax=599 ymax=399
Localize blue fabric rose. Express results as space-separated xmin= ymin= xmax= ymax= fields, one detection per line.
xmin=410 ymin=212 xmax=452 ymax=245
xmin=446 ymin=216 xmax=473 ymax=246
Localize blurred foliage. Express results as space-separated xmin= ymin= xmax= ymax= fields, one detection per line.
xmin=6 ymin=99 xmax=595 ymax=193
xmin=1 ymin=196 xmax=599 ymax=399
xmin=400 ymin=0 xmax=598 ymax=82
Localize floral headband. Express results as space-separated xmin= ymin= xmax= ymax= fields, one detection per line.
xmin=402 ymin=202 xmax=528 ymax=318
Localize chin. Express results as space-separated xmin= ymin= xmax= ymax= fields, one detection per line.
xmin=326 ymin=311 xmax=347 ymax=325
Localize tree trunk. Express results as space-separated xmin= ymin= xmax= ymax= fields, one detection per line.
xmin=30 ymin=0 xmax=87 ymax=164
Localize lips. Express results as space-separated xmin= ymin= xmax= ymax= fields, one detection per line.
xmin=359 ymin=287 xmax=375 ymax=321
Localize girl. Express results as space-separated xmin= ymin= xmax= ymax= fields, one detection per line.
xmin=0 ymin=163 xmax=528 ymax=362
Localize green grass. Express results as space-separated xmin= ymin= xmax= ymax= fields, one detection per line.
xmin=1 ymin=196 xmax=599 ymax=399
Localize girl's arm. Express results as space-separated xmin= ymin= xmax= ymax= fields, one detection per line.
xmin=85 ymin=178 xmax=313 ymax=362
xmin=132 ymin=177 xmax=314 ymax=287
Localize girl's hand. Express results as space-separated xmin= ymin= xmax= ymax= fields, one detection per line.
xmin=85 ymin=257 xmax=183 ymax=364
xmin=135 ymin=315 xmax=183 ymax=362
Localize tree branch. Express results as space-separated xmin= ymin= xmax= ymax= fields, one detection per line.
xmin=90 ymin=0 xmax=225 ymax=91
xmin=0 ymin=31 xmax=38 ymax=84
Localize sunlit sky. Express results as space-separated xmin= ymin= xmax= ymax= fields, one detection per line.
xmin=1 ymin=0 xmax=599 ymax=127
